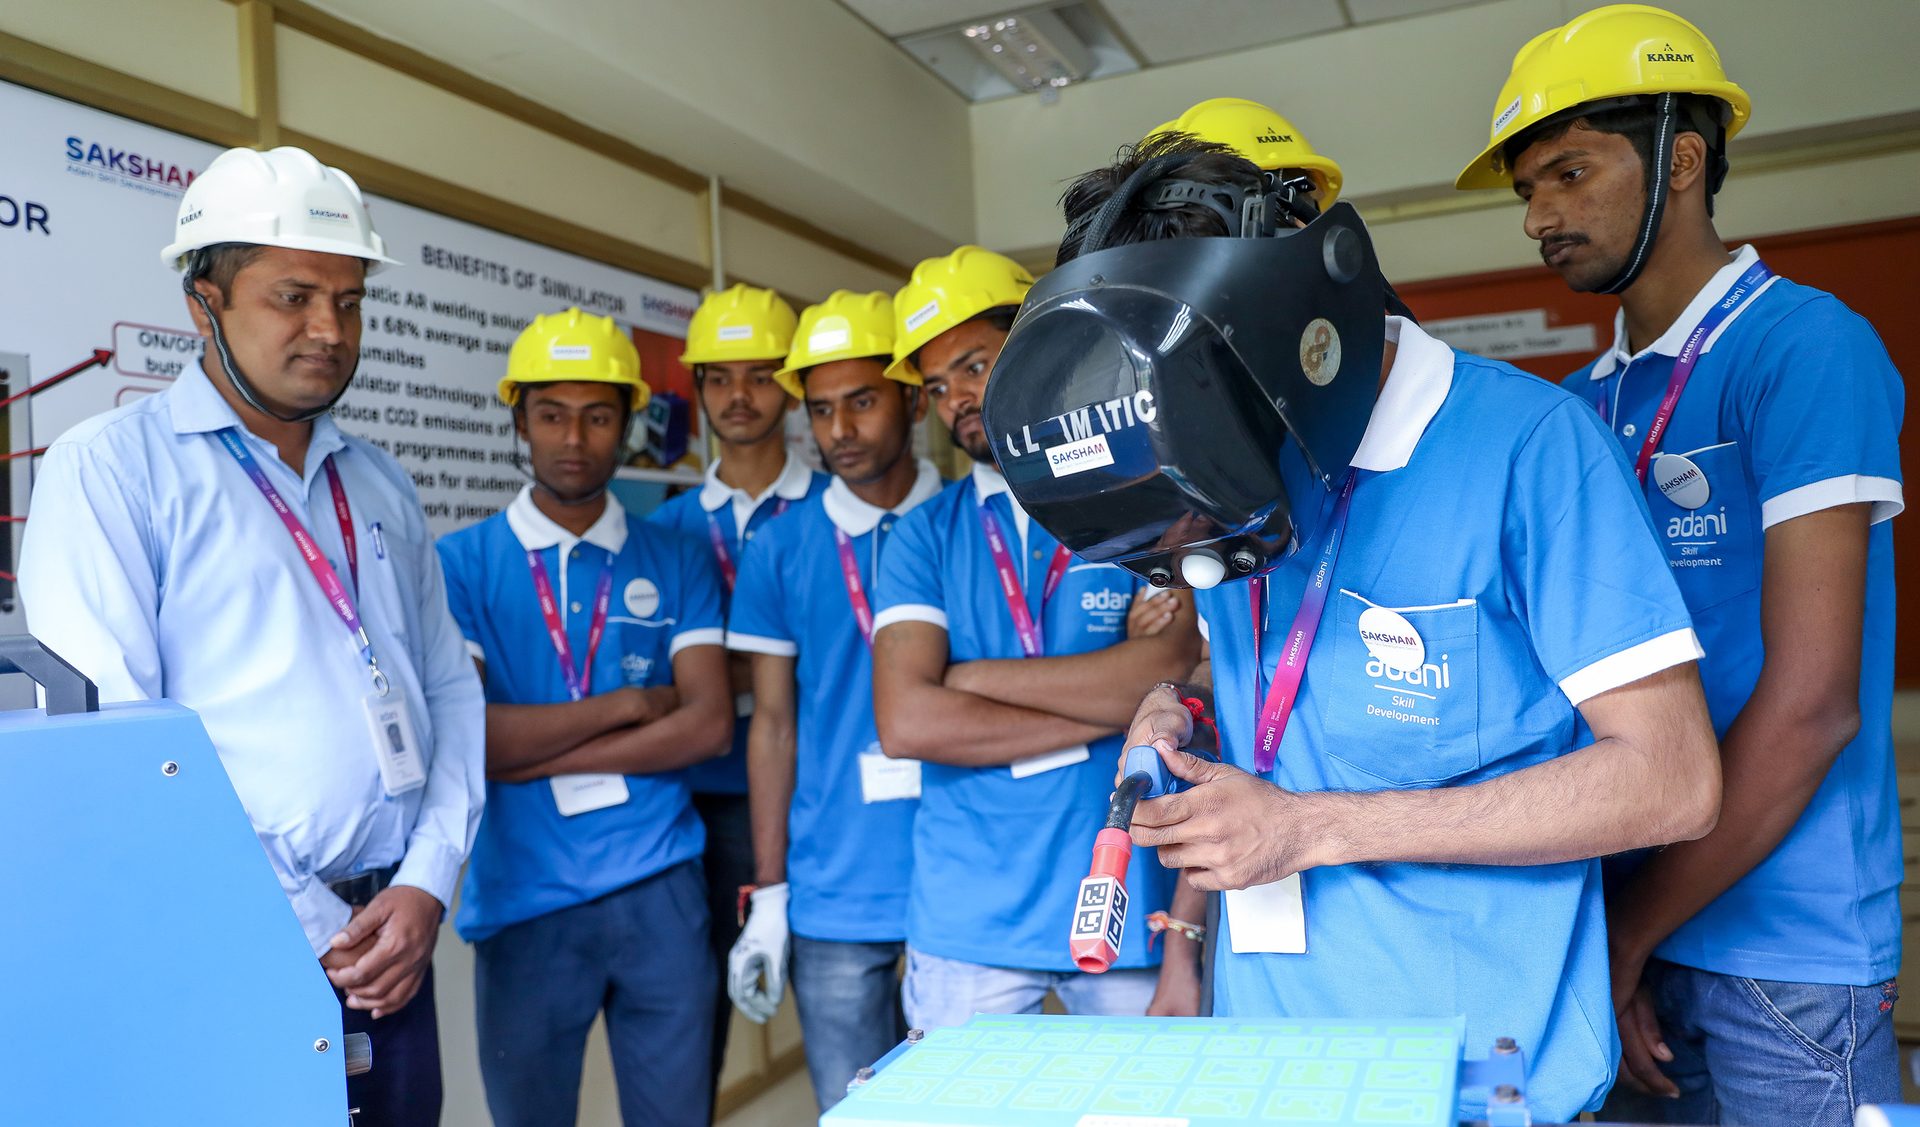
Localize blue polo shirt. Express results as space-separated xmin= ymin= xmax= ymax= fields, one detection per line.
xmin=648 ymin=453 xmax=825 ymax=795
xmin=437 ymin=487 xmax=727 ymax=942
xmin=1571 ymin=245 xmax=1906 ymax=987
xmin=1198 ymin=318 xmax=1703 ymax=1122
xmin=871 ymin=463 xmax=1174 ymax=972
xmin=726 ymin=461 xmax=945 ymax=942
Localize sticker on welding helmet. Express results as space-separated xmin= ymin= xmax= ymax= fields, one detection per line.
xmin=550 ymin=343 xmax=592 ymax=360
xmin=1047 ymin=433 xmax=1114 ymax=478
xmin=1494 ymin=95 xmax=1523 ymax=136
xmin=904 ymin=299 xmax=941 ymax=333
xmin=716 ymin=324 xmax=754 ymax=342
xmin=1358 ymin=606 xmax=1425 ymax=674
xmin=1301 ymin=318 xmax=1341 ymax=386
xmin=1652 ymin=453 xmax=1710 ymax=510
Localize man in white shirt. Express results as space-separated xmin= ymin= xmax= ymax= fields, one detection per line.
xmin=18 ymin=145 xmax=484 ymax=1126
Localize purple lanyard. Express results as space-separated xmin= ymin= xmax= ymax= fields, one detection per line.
xmin=525 ymin=550 xmax=614 ymax=701
xmin=1248 ymin=470 xmax=1357 ymax=775
xmin=833 ymin=528 xmax=876 ymax=646
xmin=1598 ymin=259 xmax=1773 ymax=484
xmin=706 ymin=499 xmax=788 ymax=593
xmin=978 ymin=504 xmax=1071 ymax=659
xmin=216 ymin=428 xmax=384 ymax=692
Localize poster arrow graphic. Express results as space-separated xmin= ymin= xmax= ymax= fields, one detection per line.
xmin=0 ymin=349 xmax=113 ymax=411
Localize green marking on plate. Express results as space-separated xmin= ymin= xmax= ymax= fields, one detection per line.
xmin=1355 ymin=1091 xmax=1443 ymax=1124
xmin=891 ymin=1049 xmax=971 ymax=1076
xmin=1009 ymin=1081 xmax=1092 ymax=1111
xmin=1364 ymin=1061 xmax=1445 ymax=1090
xmin=1116 ymin=1055 xmax=1190 ymax=1084
xmin=1085 ymin=1032 xmax=1146 ymax=1054
xmin=1263 ymin=1090 xmax=1350 ymax=1122
xmin=1089 ymin=1084 xmax=1173 ymax=1114
xmin=933 ymin=1078 xmax=1016 ymax=1108
xmin=1037 ymin=1053 xmax=1114 ymax=1082
xmin=1328 ymin=1037 xmax=1389 ymax=1058
xmin=1278 ymin=1058 xmax=1358 ymax=1088
xmin=1195 ymin=1056 xmax=1271 ymax=1086
xmin=1173 ymin=1086 xmax=1258 ymax=1116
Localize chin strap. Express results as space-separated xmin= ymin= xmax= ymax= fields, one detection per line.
xmin=1597 ymin=93 xmax=1678 ymax=297
xmin=182 ymin=265 xmax=353 ymax=425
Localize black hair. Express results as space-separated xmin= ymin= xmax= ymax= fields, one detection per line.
xmin=1056 ymin=134 xmax=1266 ymax=265
xmin=906 ymin=304 xmax=1020 ymax=376
xmin=1501 ymin=94 xmax=1730 ymax=212
xmin=185 ymin=242 xmax=270 ymax=301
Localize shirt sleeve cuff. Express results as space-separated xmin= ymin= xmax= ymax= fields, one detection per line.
xmin=872 ymin=604 xmax=947 ymax=633
xmin=393 ymin=841 xmax=464 ymax=914
xmin=669 ymin=626 xmax=727 ymax=657
xmin=463 ymin=639 xmax=484 ymax=663
xmin=727 ymin=632 xmax=798 ymax=657
xmin=288 ymin=876 xmax=355 ymax=957
xmin=1558 ymin=627 xmax=1704 ymax=707
xmin=1761 ymin=475 xmax=1904 ymax=530
xmin=1197 ymin=613 xmax=1211 ymax=642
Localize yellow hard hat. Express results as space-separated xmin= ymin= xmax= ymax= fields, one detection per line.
xmin=887 ymin=247 xmax=1033 ymax=383
xmin=1456 ymin=3 xmax=1750 ymax=190
xmin=679 ymin=283 xmax=798 ymax=366
xmin=773 ymin=290 xmax=901 ymax=399
xmin=1145 ymin=97 xmax=1343 ymax=205
xmin=500 ymin=307 xmax=650 ymax=411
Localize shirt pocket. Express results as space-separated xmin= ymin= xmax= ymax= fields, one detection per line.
xmin=1319 ymin=591 xmax=1481 ymax=787
xmin=609 ymin=620 xmax=669 ymax=687
xmin=1645 ymin=441 xmax=1760 ymax=614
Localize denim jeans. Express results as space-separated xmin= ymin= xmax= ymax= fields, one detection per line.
xmin=902 ymin=946 xmax=1160 ymax=1032
xmin=473 ymin=860 xmax=715 ymax=1127
xmin=1601 ymin=959 xmax=1900 ymax=1126
xmin=791 ymin=935 xmax=908 ymax=1111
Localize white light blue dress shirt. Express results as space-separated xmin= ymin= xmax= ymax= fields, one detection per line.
xmin=18 ymin=360 xmax=485 ymax=954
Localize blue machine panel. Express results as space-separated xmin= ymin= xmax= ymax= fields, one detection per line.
xmin=0 ymin=699 xmax=347 ymax=1126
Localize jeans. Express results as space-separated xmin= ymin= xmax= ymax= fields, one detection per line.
xmin=336 ymin=965 xmax=442 ymax=1127
xmin=1601 ymin=959 xmax=1900 ymax=1127
xmin=473 ymin=860 xmax=716 ymax=1127
xmin=902 ymin=946 xmax=1159 ymax=1032
xmin=791 ymin=935 xmax=907 ymax=1111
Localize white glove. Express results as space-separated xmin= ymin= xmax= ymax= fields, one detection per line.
xmin=727 ymin=882 xmax=790 ymax=1024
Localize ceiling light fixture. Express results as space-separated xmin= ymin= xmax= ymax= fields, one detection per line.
xmin=961 ymin=9 xmax=1092 ymax=95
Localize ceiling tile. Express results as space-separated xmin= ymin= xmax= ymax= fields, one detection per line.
xmin=836 ymin=0 xmax=1023 ymax=38
xmin=1100 ymin=0 xmax=1346 ymax=65
xmin=1345 ymin=0 xmax=1492 ymax=24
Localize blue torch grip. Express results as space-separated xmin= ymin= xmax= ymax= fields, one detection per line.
xmin=1122 ymin=744 xmax=1183 ymax=798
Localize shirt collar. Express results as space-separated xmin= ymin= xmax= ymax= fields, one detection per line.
xmin=823 ymin=459 xmax=942 ymax=536
xmin=172 ymin=358 xmax=348 ymax=468
xmin=970 ymin=461 xmax=1008 ymax=504
xmin=506 ymin=484 xmax=629 ymax=555
xmin=1349 ymin=316 xmax=1453 ymax=474
xmin=697 ymin=451 xmax=814 ymax=514
xmin=1589 ymin=244 xmax=1760 ymax=379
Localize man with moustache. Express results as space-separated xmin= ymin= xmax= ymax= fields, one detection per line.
xmin=18 ymin=145 xmax=484 ymax=1126
xmin=1461 ymin=6 xmax=1904 ymax=1120
xmin=721 ymin=291 xmax=941 ymax=1109
xmin=436 ymin=309 xmax=732 ymax=1126
xmin=869 ymin=247 xmax=1199 ymax=1028
xmin=647 ymin=283 xmax=825 ymax=1081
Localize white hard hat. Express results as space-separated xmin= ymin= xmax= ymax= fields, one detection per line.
xmin=160 ymin=145 xmax=401 ymax=273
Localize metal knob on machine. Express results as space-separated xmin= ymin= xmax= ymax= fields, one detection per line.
xmin=344 ymin=1032 xmax=372 ymax=1077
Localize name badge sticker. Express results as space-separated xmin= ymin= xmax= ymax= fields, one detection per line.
xmin=1652 ymin=452 xmax=1710 ymax=510
xmin=1047 ymin=434 xmax=1114 ymax=478
xmin=1225 ymin=873 xmax=1307 ymax=954
xmin=363 ymin=691 xmax=427 ymax=796
xmin=1357 ymin=606 xmax=1424 ymax=674
xmin=551 ymin=773 xmax=631 ymax=816
xmin=859 ymin=745 xmax=922 ymax=803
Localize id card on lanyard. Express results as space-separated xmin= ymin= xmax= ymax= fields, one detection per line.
xmin=837 ymin=524 xmax=921 ymax=802
xmin=978 ymin=503 xmax=1085 ymax=777
xmin=1233 ymin=469 xmax=1358 ymax=956
xmin=526 ymin=549 xmax=629 ymax=816
xmin=216 ymin=430 xmax=426 ymax=796
xmin=707 ymin=499 xmax=788 ymax=593
xmin=1598 ymin=259 xmax=1773 ymax=483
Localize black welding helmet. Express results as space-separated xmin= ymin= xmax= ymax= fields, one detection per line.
xmin=982 ymin=191 xmax=1384 ymax=589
